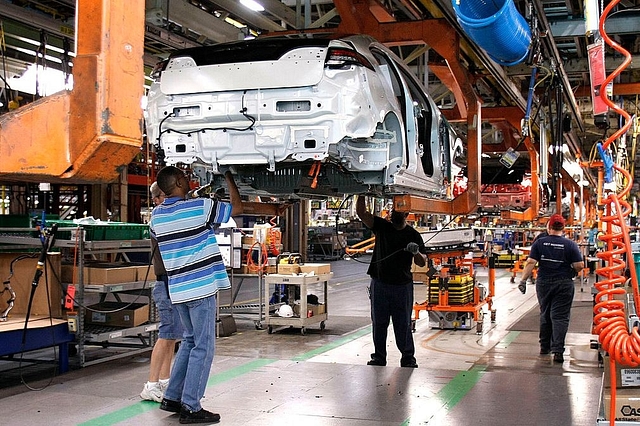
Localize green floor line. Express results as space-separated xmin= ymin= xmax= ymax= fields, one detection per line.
xmin=77 ymin=401 xmax=158 ymax=426
xmin=77 ymin=327 xmax=372 ymax=425
xmin=207 ymin=358 xmax=277 ymax=386
xmin=401 ymin=365 xmax=487 ymax=426
xmin=495 ymin=330 xmax=520 ymax=349
xmin=292 ymin=325 xmax=372 ymax=361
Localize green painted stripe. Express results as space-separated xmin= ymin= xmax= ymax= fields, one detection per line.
xmin=207 ymin=358 xmax=277 ymax=386
xmin=77 ymin=327 xmax=372 ymax=425
xmin=401 ymin=365 xmax=487 ymax=426
xmin=495 ymin=330 xmax=520 ymax=349
xmin=77 ymin=401 xmax=158 ymax=426
xmin=292 ymin=326 xmax=372 ymax=361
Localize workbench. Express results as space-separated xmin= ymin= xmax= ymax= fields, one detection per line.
xmin=0 ymin=316 xmax=74 ymax=373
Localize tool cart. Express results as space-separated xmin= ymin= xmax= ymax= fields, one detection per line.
xmin=264 ymin=272 xmax=331 ymax=335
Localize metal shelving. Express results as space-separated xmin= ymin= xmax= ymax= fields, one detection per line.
xmin=0 ymin=229 xmax=158 ymax=367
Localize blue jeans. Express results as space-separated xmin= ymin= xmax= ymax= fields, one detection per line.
xmin=164 ymin=294 xmax=216 ymax=412
xmin=369 ymin=278 xmax=416 ymax=364
xmin=536 ymin=278 xmax=574 ymax=354
xmin=152 ymin=280 xmax=184 ymax=340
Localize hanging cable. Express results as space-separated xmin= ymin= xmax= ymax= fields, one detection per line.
xmin=588 ymin=1 xmax=635 ymax=424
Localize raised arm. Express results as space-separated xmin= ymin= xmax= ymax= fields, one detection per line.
xmin=224 ymin=171 xmax=243 ymax=217
xmin=356 ymin=195 xmax=374 ymax=229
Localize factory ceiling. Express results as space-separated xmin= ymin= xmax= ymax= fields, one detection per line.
xmin=0 ymin=0 xmax=639 ymax=189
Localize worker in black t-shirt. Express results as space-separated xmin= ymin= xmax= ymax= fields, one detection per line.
xmin=356 ymin=195 xmax=427 ymax=368
xmin=520 ymin=214 xmax=584 ymax=364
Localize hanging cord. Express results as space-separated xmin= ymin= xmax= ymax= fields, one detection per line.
xmin=588 ymin=1 xmax=635 ymax=424
xmin=34 ymin=29 xmax=47 ymax=99
xmin=62 ymin=37 xmax=71 ymax=88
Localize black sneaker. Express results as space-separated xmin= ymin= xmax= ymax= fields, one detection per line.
xmin=179 ymin=408 xmax=220 ymax=424
xmin=367 ymin=359 xmax=386 ymax=366
xmin=539 ymin=349 xmax=550 ymax=355
xmin=160 ymin=398 xmax=181 ymax=413
xmin=553 ymin=353 xmax=564 ymax=363
xmin=401 ymin=361 xmax=418 ymax=368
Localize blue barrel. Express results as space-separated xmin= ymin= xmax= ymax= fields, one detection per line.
xmin=452 ymin=0 xmax=531 ymax=66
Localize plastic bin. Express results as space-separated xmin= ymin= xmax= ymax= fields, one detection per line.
xmin=82 ymin=223 xmax=150 ymax=240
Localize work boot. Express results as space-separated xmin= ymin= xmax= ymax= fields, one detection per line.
xmin=179 ymin=407 xmax=220 ymax=424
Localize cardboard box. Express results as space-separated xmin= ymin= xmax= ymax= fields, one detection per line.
xmin=61 ymin=264 xmax=138 ymax=285
xmin=294 ymin=303 xmax=325 ymax=317
xmin=604 ymin=355 xmax=640 ymax=388
xmin=299 ymin=263 xmax=331 ymax=275
xmin=85 ymin=302 xmax=149 ymax=327
xmin=604 ymin=387 xmax=640 ymax=421
xmin=0 ymin=253 xmax=62 ymax=317
xmin=276 ymin=263 xmax=301 ymax=274
xmin=412 ymin=272 xmax=430 ymax=284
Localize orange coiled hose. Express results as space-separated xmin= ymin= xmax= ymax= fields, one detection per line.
xmin=593 ymin=0 xmax=635 ymax=423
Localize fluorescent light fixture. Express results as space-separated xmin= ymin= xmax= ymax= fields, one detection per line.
xmin=240 ymin=0 xmax=264 ymax=12
xmin=224 ymin=17 xmax=247 ymax=29
xmin=9 ymin=63 xmax=73 ymax=96
xmin=481 ymin=152 xmax=491 ymax=158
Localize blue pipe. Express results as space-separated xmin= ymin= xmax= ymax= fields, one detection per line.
xmin=452 ymin=0 xmax=531 ymax=66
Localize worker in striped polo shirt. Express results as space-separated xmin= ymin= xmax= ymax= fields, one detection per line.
xmin=151 ymin=166 xmax=242 ymax=424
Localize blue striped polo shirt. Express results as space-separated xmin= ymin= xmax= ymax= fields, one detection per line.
xmin=150 ymin=196 xmax=232 ymax=303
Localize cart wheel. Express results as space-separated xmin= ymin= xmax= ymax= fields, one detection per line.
xmin=254 ymin=321 xmax=263 ymax=330
xmin=320 ymin=321 xmax=325 ymax=331
xmin=476 ymin=321 xmax=483 ymax=334
xmin=411 ymin=319 xmax=416 ymax=332
xmin=268 ymin=326 xmax=273 ymax=334
xmin=300 ymin=327 xmax=306 ymax=335
xmin=490 ymin=309 xmax=497 ymax=323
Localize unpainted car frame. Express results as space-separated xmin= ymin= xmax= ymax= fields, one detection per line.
xmin=145 ymin=34 xmax=465 ymax=199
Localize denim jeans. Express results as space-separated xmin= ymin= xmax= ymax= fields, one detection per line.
xmin=164 ymin=294 xmax=216 ymax=412
xmin=369 ymin=278 xmax=416 ymax=364
xmin=536 ymin=278 xmax=574 ymax=354
xmin=152 ymin=280 xmax=184 ymax=340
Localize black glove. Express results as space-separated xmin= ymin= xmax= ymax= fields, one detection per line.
xmin=405 ymin=242 xmax=420 ymax=255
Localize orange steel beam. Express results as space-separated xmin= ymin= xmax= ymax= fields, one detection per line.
xmin=500 ymin=124 xmax=540 ymax=222
xmin=574 ymin=82 xmax=640 ymax=97
xmin=0 ymin=0 xmax=144 ymax=183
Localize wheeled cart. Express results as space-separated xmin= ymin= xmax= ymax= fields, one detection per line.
xmin=264 ymin=273 xmax=331 ymax=335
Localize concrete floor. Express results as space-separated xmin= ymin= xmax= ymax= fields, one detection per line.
xmin=0 ymin=255 xmax=605 ymax=426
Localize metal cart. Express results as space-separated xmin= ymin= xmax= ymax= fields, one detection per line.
xmin=264 ymin=272 xmax=331 ymax=335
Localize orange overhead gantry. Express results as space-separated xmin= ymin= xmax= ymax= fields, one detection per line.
xmin=0 ymin=0 xmax=145 ymax=183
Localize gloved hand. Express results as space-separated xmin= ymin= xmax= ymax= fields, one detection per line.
xmin=405 ymin=242 xmax=420 ymax=255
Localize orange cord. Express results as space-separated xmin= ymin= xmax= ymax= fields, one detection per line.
xmin=246 ymin=241 xmax=268 ymax=273
xmin=592 ymin=1 xmax=635 ymax=423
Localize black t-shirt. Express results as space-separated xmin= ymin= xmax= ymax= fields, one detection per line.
xmin=529 ymin=234 xmax=583 ymax=280
xmin=366 ymin=216 xmax=424 ymax=284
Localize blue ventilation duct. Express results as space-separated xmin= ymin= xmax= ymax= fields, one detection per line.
xmin=452 ymin=0 xmax=531 ymax=66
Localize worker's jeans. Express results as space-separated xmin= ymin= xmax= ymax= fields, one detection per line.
xmin=369 ymin=278 xmax=416 ymax=364
xmin=536 ymin=278 xmax=574 ymax=354
xmin=164 ymin=294 xmax=216 ymax=412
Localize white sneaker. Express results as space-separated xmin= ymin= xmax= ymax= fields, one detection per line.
xmin=159 ymin=379 xmax=170 ymax=393
xmin=140 ymin=382 xmax=163 ymax=402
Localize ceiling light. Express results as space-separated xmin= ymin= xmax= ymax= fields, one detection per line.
xmin=224 ymin=17 xmax=246 ymax=29
xmin=240 ymin=0 xmax=264 ymax=12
